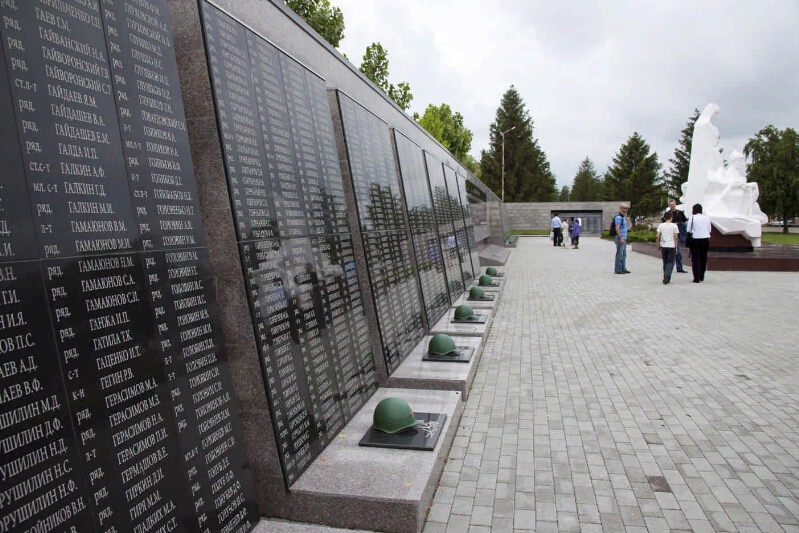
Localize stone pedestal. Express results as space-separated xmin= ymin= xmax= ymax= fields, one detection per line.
xmin=710 ymin=226 xmax=754 ymax=252
xmin=430 ymin=307 xmax=493 ymax=341
xmin=286 ymin=388 xmax=463 ymax=533
xmin=387 ymin=336 xmax=484 ymax=399
xmin=453 ymin=292 xmax=499 ymax=311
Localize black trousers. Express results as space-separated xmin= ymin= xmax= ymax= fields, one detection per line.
xmin=553 ymin=228 xmax=562 ymax=246
xmin=691 ymin=238 xmax=710 ymax=281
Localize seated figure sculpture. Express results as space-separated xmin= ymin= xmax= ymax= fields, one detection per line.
xmin=679 ymin=104 xmax=768 ymax=247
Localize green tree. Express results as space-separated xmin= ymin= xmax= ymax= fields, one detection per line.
xmin=664 ymin=109 xmax=700 ymax=200
xmin=570 ymin=157 xmax=602 ymax=201
xmin=558 ymin=186 xmax=570 ymax=202
xmin=478 ymin=86 xmax=556 ymax=202
xmin=604 ymin=132 xmax=664 ymax=218
xmin=744 ymin=126 xmax=799 ymax=233
xmin=359 ymin=43 xmax=413 ymax=110
xmin=285 ymin=0 xmax=345 ymax=48
xmin=416 ymin=103 xmax=473 ymax=162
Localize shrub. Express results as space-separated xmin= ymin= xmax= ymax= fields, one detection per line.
xmin=601 ymin=230 xmax=657 ymax=243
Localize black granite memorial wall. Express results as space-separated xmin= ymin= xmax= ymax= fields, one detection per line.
xmin=424 ymin=153 xmax=464 ymax=302
xmin=199 ymin=1 xmax=377 ymax=487
xmin=334 ymin=92 xmax=425 ymax=374
xmin=0 ymin=0 xmax=260 ymax=531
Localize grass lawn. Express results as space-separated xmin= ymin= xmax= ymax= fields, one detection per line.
xmin=509 ymin=229 xmax=550 ymax=236
xmin=761 ymin=232 xmax=799 ymax=244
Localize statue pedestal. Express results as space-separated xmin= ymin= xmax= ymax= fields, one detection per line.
xmin=710 ymin=226 xmax=753 ymax=252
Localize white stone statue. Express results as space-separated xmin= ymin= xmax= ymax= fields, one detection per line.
xmin=679 ymin=103 xmax=768 ymax=246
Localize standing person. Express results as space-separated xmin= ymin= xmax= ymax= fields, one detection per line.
xmin=561 ymin=216 xmax=569 ymax=247
xmin=662 ymin=199 xmax=689 ymax=273
xmin=551 ymin=213 xmax=562 ymax=247
xmin=614 ymin=204 xmax=630 ymax=274
xmin=656 ymin=211 xmax=679 ymax=284
xmin=571 ymin=217 xmax=581 ymax=249
xmin=687 ymin=203 xmax=712 ymax=283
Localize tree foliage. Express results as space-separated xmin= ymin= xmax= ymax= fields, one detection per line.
xmin=744 ymin=126 xmax=799 ymax=233
xmin=359 ymin=43 xmax=413 ymax=110
xmin=570 ymin=157 xmax=603 ymax=201
xmin=416 ymin=103 xmax=473 ymax=162
xmin=478 ymin=86 xmax=556 ymax=202
xmin=558 ymin=186 xmax=570 ymax=202
xmin=664 ymin=109 xmax=700 ymax=200
xmin=285 ymin=0 xmax=345 ymax=48
xmin=604 ymin=132 xmax=664 ymax=218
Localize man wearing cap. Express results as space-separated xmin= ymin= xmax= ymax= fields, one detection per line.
xmin=614 ymin=204 xmax=631 ymax=274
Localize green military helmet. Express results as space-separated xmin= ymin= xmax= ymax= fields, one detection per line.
xmin=478 ymin=274 xmax=493 ymax=286
xmin=428 ymin=334 xmax=458 ymax=355
xmin=372 ymin=398 xmax=418 ymax=434
xmin=469 ymin=286 xmax=485 ymax=299
xmin=454 ymin=304 xmax=475 ymax=320
xmin=485 ymin=267 xmax=498 ymax=276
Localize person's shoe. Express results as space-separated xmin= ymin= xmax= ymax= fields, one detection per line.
xmin=692 ymin=279 xmax=700 ymax=283
xmin=623 ymin=270 xmax=631 ymax=274
xmin=662 ymin=277 xmax=668 ymax=285
xmin=677 ymin=270 xmax=688 ymax=273
xmin=615 ymin=271 xmax=624 ymax=274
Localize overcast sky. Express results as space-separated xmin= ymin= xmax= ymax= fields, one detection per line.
xmin=331 ymin=0 xmax=799 ymax=190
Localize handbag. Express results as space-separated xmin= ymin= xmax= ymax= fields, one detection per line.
xmin=685 ymin=218 xmax=694 ymax=246
xmin=549 ymin=231 xmax=554 ymax=241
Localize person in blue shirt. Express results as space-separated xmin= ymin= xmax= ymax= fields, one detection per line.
xmin=614 ymin=204 xmax=631 ymax=274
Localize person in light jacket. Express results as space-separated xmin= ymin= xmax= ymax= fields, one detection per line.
xmin=687 ymin=203 xmax=712 ymax=283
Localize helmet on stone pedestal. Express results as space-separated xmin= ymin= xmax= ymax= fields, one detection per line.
xmin=428 ymin=334 xmax=458 ymax=355
xmin=485 ymin=267 xmax=498 ymax=276
xmin=372 ymin=398 xmax=418 ymax=433
xmin=478 ymin=275 xmax=493 ymax=286
xmin=469 ymin=286 xmax=485 ymax=299
xmin=454 ymin=304 xmax=475 ymax=320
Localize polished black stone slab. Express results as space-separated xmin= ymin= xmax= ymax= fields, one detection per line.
xmin=424 ymin=152 xmax=463 ymax=302
xmin=455 ymin=174 xmax=480 ymax=282
xmin=358 ymin=413 xmax=446 ymax=450
xmin=468 ymin=294 xmax=496 ymax=302
xmin=201 ymin=3 xmax=378 ymax=487
xmin=336 ymin=92 xmax=405 ymax=233
xmin=443 ymin=166 xmax=473 ymax=283
xmin=360 ymin=229 xmax=424 ymax=374
xmin=0 ymin=52 xmax=38 ymax=262
xmin=0 ymin=1 xmax=260 ymax=530
xmin=452 ymin=314 xmax=488 ymax=324
xmin=394 ymin=130 xmax=448 ymax=326
xmin=203 ymin=4 xmax=279 ymax=241
xmin=422 ymin=346 xmax=475 ymax=363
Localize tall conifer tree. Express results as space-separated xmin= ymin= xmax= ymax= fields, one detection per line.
xmin=605 ymin=132 xmax=664 ymax=218
xmin=570 ymin=157 xmax=602 ymax=201
xmin=479 ymin=86 xmax=556 ymax=201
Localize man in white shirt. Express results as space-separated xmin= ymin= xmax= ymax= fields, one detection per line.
xmin=551 ymin=213 xmax=562 ymax=247
xmin=656 ymin=210 xmax=679 ymax=284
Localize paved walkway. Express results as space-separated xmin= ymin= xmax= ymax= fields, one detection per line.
xmin=423 ymin=236 xmax=799 ymax=533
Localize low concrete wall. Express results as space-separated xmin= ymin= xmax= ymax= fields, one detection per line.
xmin=506 ymin=202 xmax=629 ymax=234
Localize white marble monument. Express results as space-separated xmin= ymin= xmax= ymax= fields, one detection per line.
xmin=679 ymin=103 xmax=768 ymax=246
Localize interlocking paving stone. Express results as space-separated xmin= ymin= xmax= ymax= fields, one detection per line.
xmin=419 ymin=238 xmax=798 ymax=532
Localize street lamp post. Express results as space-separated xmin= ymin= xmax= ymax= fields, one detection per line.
xmin=499 ymin=126 xmax=516 ymax=202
